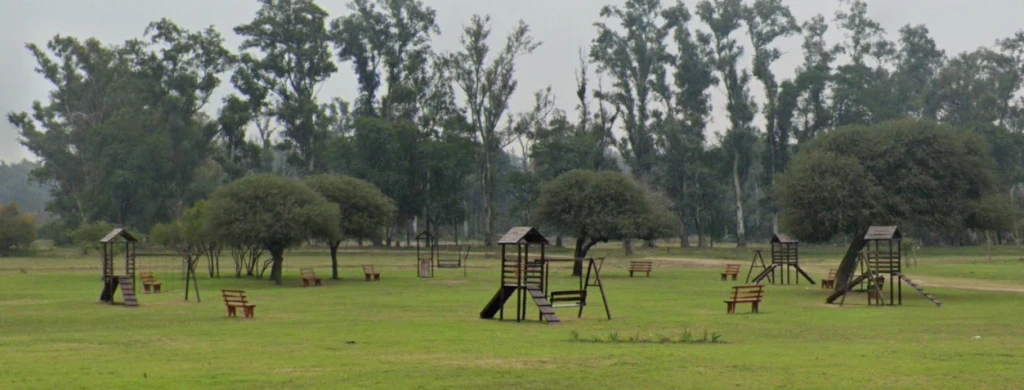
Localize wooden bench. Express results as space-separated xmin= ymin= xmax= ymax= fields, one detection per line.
xmin=628 ymin=261 xmax=653 ymax=277
xmin=300 ymin=267 xmax=322 ymax=287
xmin=140 ymin=272 xmax=162 ymax=293
xmin=821 ymin=269 xmax=837 ymax=289
xmin=721 ymin=264 xmax=741 ymax=281
xmin=362 ymin=265 xmax=380 ymax=281
xmin=724 ymin=285 xmax=764 ymax=314
xmin=221 ymin=290 xmax=256 ymax=318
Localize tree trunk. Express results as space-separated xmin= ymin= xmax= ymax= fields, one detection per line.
xmin=572 ymin=237 xmax=600 ymax=277
xmin=623 ymin=239 xmax=634 ymax=256
xmin=483 ymin=151 xmax=495 ymax=246
xmin=829 ymin=232 xmax=868 ymax=301
xmin=732 ymin=151 xmax=746 ymax=248
xmin=269 ymin=247 xmax=285 ymax=285
xmin=330 ymin=240 xmax=340 ymax=280
xmin=679 ymin=216 xmax=689 ymax=248
xmin=555 ymin=235 xmax=563 ymax=248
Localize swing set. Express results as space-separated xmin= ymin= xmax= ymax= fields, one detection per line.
xmin=415 ymin=230 xmax=470 ymax=278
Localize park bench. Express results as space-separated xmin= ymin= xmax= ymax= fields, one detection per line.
xmin=721 ymin=264 xmax=741 ymax=281
xmin=301 ymin=267 xmax=322 ymax=287
xmin=821 ymin=270 xmax=837 ymax=289
xmin=362 ymin=265 xmax=381 ymax=281
xmin=628 ymin=261 xmax=653 ymax=277
xmin=140 ymin=272 xmax=162 ymax=293
xmin=724 ymin=285 xmax=765 ymax=314
xmin=221 ymin=289 xmax=256 ymax=318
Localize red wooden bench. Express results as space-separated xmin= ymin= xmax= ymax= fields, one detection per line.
xmin=628 ymin=261 xmax=653 ymax=277
xmin=821 ymin=269 xmax=837 ymax=289
xmin=721 ymin=264 xmax=741 ymax=281
xmin=140 ymin=272 xmax=162 ymax=293
xmin=221 ymin=290 xmax=256 ymax=318
xmin=301 ymin=267 xmax=322 ymax=287
xmin=724 ymin=285 xmax=764 ymax=314
xmin=362 ymin=265 xmax=380 ymax=281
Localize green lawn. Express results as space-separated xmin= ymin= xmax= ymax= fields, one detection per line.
xmin=1 ymin=246 xmax=1023 ymax=389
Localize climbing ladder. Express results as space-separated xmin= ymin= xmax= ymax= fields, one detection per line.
xmin=118 ymin=277 xmax=139 ymax=307
xmin=896 ymin=274 xmax=942 ymax=307
xmin=527 ymin=287 xmax=560 ymax=325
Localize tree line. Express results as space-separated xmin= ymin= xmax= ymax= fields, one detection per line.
xmin=6 ymin=0 xmax=1024 ymax=252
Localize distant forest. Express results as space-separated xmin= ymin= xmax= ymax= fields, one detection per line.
xmin=5 ymin=0 xmax=1024 ymax=248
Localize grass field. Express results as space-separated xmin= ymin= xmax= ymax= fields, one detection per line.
xmin=1 ymin=243 xmax=1023 ymax=389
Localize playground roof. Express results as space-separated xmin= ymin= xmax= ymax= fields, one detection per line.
xmin=864 ymin=226 xmax=901 ymax=240
xmin=497 ymin=227 xmax=549 ymax=245
xmin=100 ymin=228 xmax=137 ymax=243
xmin=771 ymin=234 xmax=798 ymax=243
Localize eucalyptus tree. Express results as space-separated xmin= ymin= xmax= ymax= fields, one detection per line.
xmin=783 ymin=14 xmax=835 ymax=144
xmin=444 ymin=15 xmax=540 ymax=246
xmin=234 ymin=0 xmax=338 ymax=174
xmin=891 ymin=25 xmax=945 ymax=119
xmin=697 ymin=0 xmax=757 ymax=248
xmin=590 ymin=0 xmax=675 ymax=181
xmin=830 ymin=0 xmax=896 ymax=127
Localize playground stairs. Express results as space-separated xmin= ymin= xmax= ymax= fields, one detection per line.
xmin=896 ymin=273 xmax=943 ymax=307
xmin=118 ymin=277 xmax=138 ymax=307
xmin=526 ymin=287 xmax=560 ymax=325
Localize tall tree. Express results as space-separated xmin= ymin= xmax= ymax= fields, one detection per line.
xmin=234 ymin=0 xmax=338 ymax=174
xmin=304 ymin=174 xmax=395 ymax=278
xmin=744 ymin=0 xmax=800 ymax=234
xmin=830 ymin=0 xmax=896 ymax=127
xmin=784 ymin=14 xmax=835 ymax=143
xmin=892 ymin=25 xmax=945 ymax=119
xmin=697 ymin=0 xmax=756 ymax=248
xmin=331 ymin=0 xmax=439 ymax=119
xmin=590 ymin=0 xmax=674 ymax=181
xmin=444 ymin=15 xmax=540 ymax=246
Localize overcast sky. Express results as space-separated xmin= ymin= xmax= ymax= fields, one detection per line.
xmin=2 ymin=0 xmax=1023 ymax=162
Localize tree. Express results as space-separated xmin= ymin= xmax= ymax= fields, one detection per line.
xmin=304 ymin=174 xmax=396 ymax=279
xmin=234 ymin=0 xmax=339 ymax=174
xmin=892 ymin=25 xmax=945 ymax=119
xmin=830 ymin=0 xmax=897 ymax=127
xmin=784 ymin=14 xmax=835 ymax=144
xmin=70 ymin=222 xmax=116 ymax=255
xmin=444 ymin=15 xmax=540 ymax=246
xmin=0 ymin=203 xmax=36 ymax=256
xmin=537 ymin=170 xmax=675 ymax=275
xmin=697 ymin=0 xmax=757 ymax=248
xmin=10 ymin=21 xmax=231 ymax=230
xmin=744 ymin=0 xmax=800 ymax=233
xmin=660 ymin=2 xmax=717 ymax=247
xmin=331 ymin=0 xmax=439 ymax=119
xmin=206 ymin=174 xmax=339 ymax=284
xmin=776 ymin=120 xmax=1002 ymax=296
xmin=590 ymin=0 xmax=674 ymax=180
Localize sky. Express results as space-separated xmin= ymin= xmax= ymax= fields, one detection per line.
xmin=2 ymin=0 xmax=1023 ymax=163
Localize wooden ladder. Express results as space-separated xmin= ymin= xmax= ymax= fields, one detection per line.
xmin=118 ymin=277 xmax=138 ymax=307
xmin=527 ymin=287 xmax=560 ymax=325
xmin=896 ymin=274 xmax=943 ymax=307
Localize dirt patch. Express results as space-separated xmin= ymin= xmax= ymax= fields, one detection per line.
xmin=903 ymin=276 xmax=1024 ymax=294
xmin=0 ymin=299 xmax=55 ymax=306
xmin=452 ymin=357 xmax=553 ymax=369
xmin=428 ymin=280 xmax=468 ymax=287
xmin=637 ymin=258 xmax=733 ymax=268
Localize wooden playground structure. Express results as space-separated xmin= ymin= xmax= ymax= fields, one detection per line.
xmin=98 ymin=228 xmax=139 ymax=307
xmin=416 ymin=230 xmax=470 ymax=278
xmin=747 ymin=234 xmax=815 ymax=285
xmin=827 ymin=226 xmax=941 ymax=307
xmin=479 ymin=227 xmax=610 ymax=325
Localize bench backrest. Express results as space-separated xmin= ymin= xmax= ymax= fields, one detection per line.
xmin=729 ymin=285 xmax=765 ymax=300
xmin=221 ymin=289 xmax=249 ymax=305
xmin=630 ymin=261 xmax=653 ymax=269
xmin=301 ymin=268 xmax=317 ymax=277
xmin=362 ymin=265 xmax=376 ymax=273
xmin=724 ymin=264 xmax=741 ymax=273
xmin=827 ymin=269 xmax=837 ymax=279
xmin=140 ymin=272 xmax=155 ymax=282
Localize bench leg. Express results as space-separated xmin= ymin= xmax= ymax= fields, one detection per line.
xmin=726 ymin=302 xmax=735 ymax=314
xmin=244 ymin=306 xmax=255 ymax=318
xmin=731 ymin=274 xmax=737 ymax=281
xmin=374 ymin=274 xmax=380 ymax=281
xmin=315 ymin=279 xmax=322 ymax=286
xmin=143 ymin=284 xmax=151 ymax=293
xmin=752 ymin=302 xmax=760 ymax=313
xmin=721 ymin=274 xmax=726 ymax=281
xmin=646 ymin=271 xmax=650 ymax=277
xmin=153 ymin=285 xmax=161 ymax=293
xmin=227 ymin=306 xmax=237 ymax=317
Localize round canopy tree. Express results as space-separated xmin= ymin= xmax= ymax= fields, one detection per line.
xmin=537 ymin=170 xmax=675 ymax=275
xmin=776 ymin=120 xmax=1007 ymax=296
xmin=206 ymin=174 xmax=339 ymax=285
xmin=304 ymin=174 xmax=396 ymax=279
